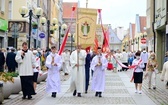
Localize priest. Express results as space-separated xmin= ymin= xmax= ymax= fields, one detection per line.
xmin=45 ymin=46 xmax=62 ymax=98
xmin=62 ymin=49 xmax=70 ymax=75
xmin=15 ymin=42 xmax=37 ymax=99
xmin=70 ymin=44 xmax=87 ymax=97
xmin=91 ymin=47 xmax=108 ymax=97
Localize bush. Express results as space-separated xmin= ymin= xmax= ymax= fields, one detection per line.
xmin=0 ymin=72 xmax=14 ymax=83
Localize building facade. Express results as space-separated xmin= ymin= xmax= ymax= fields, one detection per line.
xmin=146 ymin=0 xmax=154 ymax=52
xmin=154 ymin=0 xmax=167 ymax=70
xmin=0 ymin=0 xmax=8 ymax=48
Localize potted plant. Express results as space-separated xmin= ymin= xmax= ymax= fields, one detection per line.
xmin=61 ymin=34 xmax=64 ymax=37
xmin=32 ymin=22 xmax=38 ymax=29
xmin=50 ymin=30 xmax=54 ymax=34
xmin=0 ymin=72 xmax=14 ymax=99
xmin=8 ymin=72 xmax=21 ymax=94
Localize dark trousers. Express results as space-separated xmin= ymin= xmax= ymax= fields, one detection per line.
xmin=166 ymin=82 xmax=168 ymax=86
xmin=143 ymin=63 xmax=147 ymax=71
xmin=122 ymin=63 xmax=128 ymax=71
xmin=20 ymin=76 xmax=35 ymax=96
xmin=8 ymin=67 xmax=16 ymax=72
xmin=85 ymin=67 xmax=90 ymax=92
xmin=0 ymin=66 xmax=4 ymax=72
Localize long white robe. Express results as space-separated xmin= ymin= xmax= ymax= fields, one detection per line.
xmin=115 ymin=53 xmax=123 ymax=70
xmin=91 ymin=55 xmax=108 ymax=92
xmin=45 ymin=53 xmax=62 ymax=93
xmin=62 ymin=52 xmax=70 ymax=73
xmin=70 ymin=50 xmax=86 ymax=93
xmin=15 ymin=50 xmax=36 ymax=76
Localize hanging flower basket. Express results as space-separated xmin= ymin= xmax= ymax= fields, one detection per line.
xmin=32 ymin=22 xmax=38 ymax=29
xmin=50 ymin=30 xmax=54 ymax=34
xmin=61 ymin=34 xmax=64 ymax=37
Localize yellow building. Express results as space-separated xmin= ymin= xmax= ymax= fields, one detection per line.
xmin=0 ymin=0 xmax=8 ymax=48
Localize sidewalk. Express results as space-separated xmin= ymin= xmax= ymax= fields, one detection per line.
xmin=3 ymin=70 xmax=168 ymax=105
xmin=35 ymin=70 xmax=161 ymax=105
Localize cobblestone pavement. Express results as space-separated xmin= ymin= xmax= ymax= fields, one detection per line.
xmin=3 ymin=70 xmax=168 ymax=105
xmin=2 ymin=71 xmax=69 ymax=105
xmin=126 ymin=70 xmax=168 ymax=105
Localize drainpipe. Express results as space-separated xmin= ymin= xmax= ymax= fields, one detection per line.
xmin=152 ymin=0 xmax=156 ymax=52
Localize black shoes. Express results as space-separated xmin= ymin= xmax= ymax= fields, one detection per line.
xmin=73 ymin=90 xmax=77 ymax=96
xmin=22 ymin=95 xmax=32 ymax=99
xmin=99 ymin=92 xmax=102 ymax=97
xmin=51 ymin=92 xmax=57 ymax=98
xmin=77 ymin=93 xmax=81 ymax=97
xmin=95 ymin=92 xmax=98 ymax=97
xmin=153 ymin=87 xmax=156 ymax=90
xmin=28 ymin=95 xmax=32 ymax=99
xmin=22 ymin=95 xmax=26 ymax=99
xmin=95 ymin=92 xmax=102 ymax=97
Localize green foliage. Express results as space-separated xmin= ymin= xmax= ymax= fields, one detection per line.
xmin=0 ymin=72 xmax=15 ymax=83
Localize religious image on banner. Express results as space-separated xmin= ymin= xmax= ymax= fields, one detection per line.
xmin=81 ymin=21 xmax=90 ymax=36
xmin=75 ymin=8 xmax=97 ymax=48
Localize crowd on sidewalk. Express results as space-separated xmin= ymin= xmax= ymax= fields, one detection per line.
xmin=0 ymin=42 xmax=168 ymax=101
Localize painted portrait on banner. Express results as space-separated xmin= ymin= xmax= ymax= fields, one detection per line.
xmin=75 ymin=8 xmax=97 ymax=48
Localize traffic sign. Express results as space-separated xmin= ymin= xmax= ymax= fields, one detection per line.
xmin=39 ymin=32 xmax=45 ymax=38
xmin=141 ymin=38 xmax=146 ymax=44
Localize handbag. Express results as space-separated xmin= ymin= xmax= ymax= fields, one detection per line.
xmin=107 ymin=62 xmax=114 ymax=70
xmin=154 ymin=68 xmax=159 ymax=74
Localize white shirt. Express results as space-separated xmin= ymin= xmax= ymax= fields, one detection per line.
xmin=140 ymin=51 xmax=148 ymax=63
xmin=132 ymin=59 xmax=144 ymax=72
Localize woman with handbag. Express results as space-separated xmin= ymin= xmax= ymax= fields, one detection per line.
xmin=145 ymin=53 xmax=158 ymax=90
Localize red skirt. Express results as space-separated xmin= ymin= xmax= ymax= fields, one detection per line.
xmin=107 ymin=63 xmax=114 ymax=70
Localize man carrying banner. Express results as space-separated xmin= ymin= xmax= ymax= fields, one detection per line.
xmin=91 ymin=47 xmax=108 ymax=97
xmin=70 ymin=45 xmax=87 ymax=97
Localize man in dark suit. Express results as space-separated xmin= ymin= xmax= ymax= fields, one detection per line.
xmin=6 ymin=48 xmax=18 ymax=72
xmin=0 ymin=49 xmax=5 ymax=72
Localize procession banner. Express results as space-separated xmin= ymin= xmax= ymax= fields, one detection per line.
xmin=75 ymin=8 xmax=97 ymax=48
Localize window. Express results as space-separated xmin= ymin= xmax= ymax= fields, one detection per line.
xmin=8 ymin=1 xmax=12 ymax=19
xmin=111 ymin=37 xmax=114 ymax=42
xmin=0 ymin=0 xmax=5 ymax=12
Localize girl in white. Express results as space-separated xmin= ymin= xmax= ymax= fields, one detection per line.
xmin=33 ymin=50 xmax=41 ymax=93
xmin=132 ymin=51 xmax=144 ymax=94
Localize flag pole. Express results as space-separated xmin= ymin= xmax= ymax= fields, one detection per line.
xmin=77 ymin=5 xmax=79 ymax=71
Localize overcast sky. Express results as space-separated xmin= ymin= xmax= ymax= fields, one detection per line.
xmin=63 ymin=0 xmax=146 ymax=29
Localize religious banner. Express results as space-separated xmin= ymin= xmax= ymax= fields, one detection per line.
xmin=75 ymin=8 xmax=97 ymax=48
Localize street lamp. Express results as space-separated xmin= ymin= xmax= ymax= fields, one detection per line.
xmin=40 ymin=17 xmax=57 ymax=49
xmin=19 ymin=6 xmax=43 ymax=49
xmin=55 ymin=23 xmax=67 ymax=50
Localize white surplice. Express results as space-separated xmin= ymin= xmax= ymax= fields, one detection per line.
xmin=62 ymin=52 xmax=70 ymax=73
xmin=91 ymin=55 xmax=108 ymax=92
xmin=70 ymin=50 xmax=86 ymax=93
xmin=15 ymin=50 xmax=36 ymax=76
xmin=45 ymin=53 xmax=62 ymax=93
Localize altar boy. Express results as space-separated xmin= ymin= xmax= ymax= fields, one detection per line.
xmin=90 ymin=47 xmax=108 ymax=97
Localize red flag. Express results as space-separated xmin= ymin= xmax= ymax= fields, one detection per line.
xmin=97 ymin=9 xmax=109 ymax=53
xmin=58 ymin=6 xmax=76 ymax=55
xmin=94 ymin=36 xmax=99 ymax=53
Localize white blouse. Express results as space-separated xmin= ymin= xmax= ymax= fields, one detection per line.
xmin=132 ymin=59 xmax=145 ymax=72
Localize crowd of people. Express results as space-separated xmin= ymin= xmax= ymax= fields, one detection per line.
xmin=0 ymin=42 xmax=168 ymax=100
